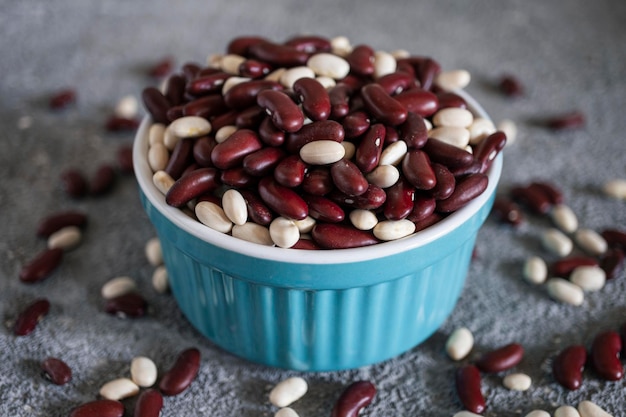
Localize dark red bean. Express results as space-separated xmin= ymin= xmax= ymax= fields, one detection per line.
xmin=331 ymin=380 xmax=376 ymax=417
xmin=552 ymin=345 xmax=587 ymax=390
xmin=90 ymin=164 xmax=116 ymax=195
xmin=550 ymin=256 xmax=599 ymax=278
xmin=49 ymin=89 xmax=76 ymax=109
xmin=105 ymin=115 xmax=140 ymax=132
xmin=69 ymin=399 xmax=124 ymax=417
xmin=302 ymin=167 xmax=334 ymax=196
xmin=104 ymin=292 xmax=147 ymax=318
xmin=312 ymin=224 xmax=379 ymax=249
xmin=601 ymin=229 xmax=626 ymax=250
xmin=402 ymin=150 xmax=436 ymax=190
xmin=192 ymin=136 xmax=218 ymax=167
xmin=499 ymin=74 xmax=524 ymax=97
xmin=37 ymin=211 xmax=87 ymax=237
xmin=328 ymin=83 xmax=353 ymax=119
xmin=415 ymin=58 xmax=441 ymax=91
xmin=361 ymin=84 xmax=407 ymax=126
xmin=211 ymin=129 xmax=263 ymax=170
xmin=165 ymin=168 xmax=220 ymax=207
xmin=186 ymin=71 xmax=230 ymax=96
xmin=591 ymin=331 xmax=623 ymax=381
xmin=257 ymin=90 xmax=304 ymax=133
xmin=355 ymin=123 xmax=385 ymax=173
xmin=547 ymin=110 xmax=585 ymax=130
xmin=406 ymin=195 xmax=436 ymax=223
xmin=258 ymin=116 xmax=286 ymax=146
xmin=239 ymin=59 xmax=272 ymax=78
xmin=248 ymin=41 xmax=309 ymax=67
xmin=291 ymin=238 xmax=321 ymax=250
xmin=221 ymin=167 xmax=257 ymax=188
xmin=395 ymin=59 xmax=417 ymax=78
xmin=181 ymin=62 xmax=202 ymax=80
xmin=227 ymin=36 xmax=269 ymax=56
xmin=476 ymin=343 xmax=524 ymax=373
xmin=164 ymin=74 xmax=187 ymax=106
xmin=393 ymin=88 xmax=439 ymax=117
xmin=399 ymin=112 xmax=429 ymax=149
xmin=235 ymin=105 xmax=265 ymax=129
xmin=141 ymin=87 xmax=171 ymax=124
xmin=510 ymin=184 xmax=552 ymax=215
xmin=134 ymin=388 xmax=164 ymax=417
xmin=429 ymin=163 xmax=455 ymax=200
xmin=455 ymin=364 xmax=485 ymax=414
xmin=239 ymin=189 xmax=274 ymax=225
xmin=377 ymin=71 xmax=417 ymax=95
xmin=285 ymin=35 xmax=331 ymax=53
xmin=60 ymin=169 xmax=88 ymax=198
xmin=422 ymin=138 xmax=474 ymax=170
xmin=41 ymin=357 xmax=72 ymax=385
xmin=412 ymin=212 xmax=444 ymax=232
xmin=148 ymin=56 xmax=173 ymax=78
xmin=304 ymin=194 xmax=345 ymax=223
xmin=165 ymin=138 xmax=195 ymax=180
xmin=180 ymin=163 xmax=199 ymax=178
xmin=330 ymin=158 xmax=368 ymax=197
xmin=224 ymin=80 xmax=283 ymax=110
xmin=342 ymin=111 xmax=371 ymax=139
xmin=491 ymin=197 xmax=524 ymax=226
xmin=166 ymin=105 xmax=184 ymax=122
xmin=258 ymin=176 xmax=308 ymax=220
xmin=436 ymin=92 xmax=468 ymax=110
xmin=19 ymin=248 xmax=63 ymax=283
xmin=210 ymin=109 xmax=238 ymax=131
xmin=383 ymin=177 xmax=415 ymax=220
xmin=529 ymin=181 xmax=564 ymax=205
xmin=601 ymin=248 xmax=624 ymax=280
xmin=329 ymin=184 xmax=387 ymax=210
xmin=474 ymin=131 xmax=506 ymax=173
xmin=346 ymin=45 xmax=375 ymax=76
xmin=14 ymin=298 xmax=50 ymax=336
xmin=285 ymin=120 xmax=345 ymax=153
xmin=243 ymin=147 xmax=286 ymax=176
xmin=293 ymin=77 xmax=331 ymax=121
xmin=159 ymin=348 xmax=201 ymax=396
xmin=437 ymin=173 xmax=488 ymax=213
xmin=274 ymin=154 xmax=307 ymax=187
xmin=116 ymin=145 xmax=134 ymax=174
xmin=183 ymin=95 xmax=227 ymax=119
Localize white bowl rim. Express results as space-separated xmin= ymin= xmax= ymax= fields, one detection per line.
xmin=133 ymin=89 xmax=502 ymax=265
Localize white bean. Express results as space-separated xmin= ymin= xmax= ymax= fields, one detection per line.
xmin=148 ymin=123 xmax=166 ymax=146
xmin=315 ymin=76 xmax=336 ymax=89
xmin=293 ymin=216 xmax=316 ymax=233
xmin=130 ymin=356 xmax=158 ymax=388
xmin=163 ymin=125 xmax=180 ymax=150
xmin=373 ymin=50 xmax=396 ymax=78
xmin=215 ymin=125 xmax=238 ymax=143
xmin=570 ymin=265 xmax=606 ymax=291
xmin=99 ymin=378 xmax=140 ymax=401
xmin=232 ymin=222 xmax=273 ymax=246
xmin=220 ymin=54 xmax=246 ymax=75
xmin=453 ymin=412 xmax=483 ymax=417
xmin=574 ymin=228 xmax=608 ymax=256
xmin=101 ymin=276 xmax=136 ymax=299
xmin=222 ymin=76 xmax=251 ymax=95
xmin=546 ymin=277 xmax=584 ymax=306
xmin=206 ymin=53 xmax=223 ymax=69
xmin=265 ymin=68 xmax=286 ymax=83
xmin=269 ymin=217 xmax=300 ymax=248
xmin=47 ymin=226 xmax=81 ymax=251
xmin=379 ymin=140 xmax=408 ymax=166
xmin=299 ymin=140 xmax=345 ymax=165
xmin=152 ymin=170 xmax=175 ymax=195
xmin=578 ymin=400 xmax=613 ymax=417
xmin=603 ymin=178 xmax=626 ymax=200
xmin=390 ymin=49 xmax=410 ymax=59
xmin=524 ymin=411 xmax=550 ymax=417
xmin=195 ymin=201 xmax=233 ymax=234
xmin=468 ymin=117 xmax=496 ymax=145
xmin=523 ymin=256 xmax=548 ymax=285
xmin=366 ymin=164 xmax=400 ymax=189
xmin=555 ymin=405 xmax=581 ymax=417
xmin=148 ymin=143 xmax=169 ymax=171
xmin=497 ymin=119 xmax=518 ymax=146
xmin=434 ymin=69 xmax=471 ymax=91
xmin=428 ymin=126 xmax=471 ymax=148
xmin=341 ymin=140 xmax=356 ymax=160
xmin=168 ymin=116 xmax=212 ymax=138
xmin=114 ymin=95 xmax=138 ymax=119
xmin=269 ymin=376 xmax=308 ymax=408
xmin=541 ymin=228 xmax=573 ymax=257
xmin=307 ymin=53 xmax=350 ymax=79
xmin=433 ymin=108 xmax=474 ymax=128
xmin=445 ymin=327 xmax=474 ymax=361
xmin=550 ymin=204 xmax=579 ymax=234
xmin=330 ymin=36 xmax=352 ymax=56
xmin=349 ymin=209 xmax=379 ymax=231
xmin=280 ymin=66 xmax=315 ymax=89
xmin=373 ymin=219 xmax=416 ymax=241
xmin=152 ymin=265 xmax=169 ymax=294
xmin=222 ymin=189 xmax=248 ymax=226
xmin=275 ymin=407 xmax=300 ymax=417
xmin=502 ymin=373 xmax=532 ymax=391
xmin=145 ymin=237 xmax=163 ymax=266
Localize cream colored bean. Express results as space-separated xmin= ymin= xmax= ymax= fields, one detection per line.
xmin=232 ymin=222 xmax=273 ymax=246
xmin=547 ymin=277 xmax=584 ymax=306
xmin=145 ymin=237 xmax=163 ymax=266
xmin=424 ymin=117 xmax=433 ymax=131
xmin=195 ymin=201 xmax=233 ymax=234
xmin=152 ymin=170 xmax=175 ymax=195
xmin=152 ymin=265 xmax=169 ymax=294
xmin=373 ymin=50 xmax=396 ymax=78
xmin=541 ymin=228 xmax=573 ymax=257
xmin=379 ymin=140 xmax=408 ymax=166
xmin=390 ymin=49 xmax=410 ymax=59
xmin=349 ymin=209 xmax=379 ymax=231
xmin=428 ymin=126 xmax=471 ymax=148
xmin=265 ymin=68 xmax=287 ymax=83
xmin=215 ymin=125 xmax=237 ymax=143
xmin=570 ymin=265 xmax=606 ymax=291
xmin=222 ymin=76 xmax=251 ymax=95
xmin=453 ymin=412 xmax=483 ymax=417
xmin=207 ymin=53 xmax=223 ymax=68
xmin=307 ymin=53 xmax=350 ymax=79
xmin=578 ymin=401 xmax=613 ymax=417
xmin=523 ymin=256 xmax=548 ymax=285
xmin=497 ymin=119 xmax=518 ymax=146
xmin=555 ymin=405 xmax=581 ymax=417
xmin=280 ymin=66 xmax=315 ymax=89
xmin=574 ymin=228 xmax=608 ymax=256
xmin=434 ymin=69 xmax=471 ymax=91
xmin=269 ymin=376 xmax=308 ymax=408
xmin=275 ymin=407 xmax=300 ymax=417
xmin=433 ymin=108 xmax=474 ymax=128
xmin=169 ymin=116 xmax=212 ymax=138
xmin=550 ymin=204 xmax=579 ymax=234
xmin=163 ymin=125 xmax=180 ymax=150
xmin=149 ymin=123 xmax=166 ymax=146
xmin=524 ymin=411 xmax=550 ymax=417
xmin=603 ymin=178 xmax=626 ymax=200
xmin=222 ymin=189 xmax=248 ymax=226
xmin=366 ymin=164 xmax=400 ymax=189
xmin=502 ymin=373 xmax=532 ymax=391
xmin=315 ymin=76 xmax=336 ymax=89
xmin=220 ymin=54 xmax=246 ymax=75
xmin=148 ymin=143 xmax=170 ymax=171
xmin=299 ymin=140 xmax=345 ymax=165
xmin=130 ymin=356 xmax=158 ymax=388
xmin=269 ymin=217 xmax=300 ymax=248
xmin=101 ymin=276 xmax=136 ymax=299
xmin=99 ymin=378 xmax=140 ymax=401
xmin=373 ymin=219 xmax=416 ymax=241
xmin=114 ymin=94 xmax=138 ymax=119
xmin=47 ymin=226 xmax=81 ymax=251
xmin=330 ymin=36 xmax=352 ymax=56
xmin=293 ymin=216 xmax=316 ymax=234
xmin=340 ymin=141 xmax=356 ymax=160
xmin=468 ymin=117 xmax=496 ymax=145
xmin=445 ymin=327 xmax=474 ymax=361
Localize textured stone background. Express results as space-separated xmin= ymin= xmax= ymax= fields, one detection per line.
xmin=1 ymin=0 xmax=626 ymax=415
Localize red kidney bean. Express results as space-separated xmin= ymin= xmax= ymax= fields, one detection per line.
xmin=69 ymin=399 xmax=124 ymax=417
xmin=412 ymin=212 xmax=444 ymax=232
xmin=183 ymin=94 xmax=227 ymax=119
xmin=258 ymin=116 xmax=286 ymax=146
xmin=165 ymin=168 xmax=220 ymax=207
xmin=181 ymin=163 xmax=200 ymax=178
xmin=116 ymin=145 xmax=134 ymax=174
xmin=331 ymin=380 xmax=376 ymax=417
xmin=292 ymin=238 xmax=321 ymax=250
xmin=342 ymin=111 xmax=371 ymax=139
xmin=193 ymin=136 xmax=218 ymax=167
xmin=258 ymin=176 xmax=308 ymax=220
xmin=330 ymin=184 xmax=387 ymax=210
xmin=285 ymin=120 xmax=345 ymax=153
xmin=498 ymin=74 xmax=524 ymax=97
xmin=393 ymin=88 xmax=439 ymax=117
xmin=220 ymin=167 xmax=256 ymax=188
xmin=601 ymin=229 xmax=626 ymax=250
xmin=312 ymin=223 xmax=379 ymax=249
xmin=346 ymin=45 xmax=375 ymax=76
xmin=60 ymin=169 xmax=88 ymax=198
xmin=302 ymin=167 xmax=334 ymax=196
xmin=304 ymin=194 xmax=345 ymax=223
xmin=455 ymin=364 xmax=485 ymax=414
xmin=406 ymin=194 xmax=436 ymax=223
xmin=134 ymin=388 xmax=164 ymax=417
xmin=166 ymin=138 xmax=195 ymax=179
xmin=437 ymin=173 xmax=488 ymax=213
xmin=474 ymin=131 xmax=506 ymax=173
xmin=239 ymin=189 xmax=273 ymax=225
xmin=238 ymin=59 xmax=271 ymax=78
xmin=274 ymin=154 xmax=307 ymax=187
xmin=90 ymin=164 xmax=116 ymax=195
xmin=186 ymin=72 xmax=230 ymax=96
xmin=476 ymin=343 xmax=524 ymax=373
xmin=550 ymin=256 xmax=599 ymax=278
xmin=552 ymin=345 xmax=587 ymax=390
xmin=224 ymin=80 xmax=283 ymax=110
xmin=285 ymin=35 xmax=331 ymax=53
xmin=491 ymin=197 xmax=524 ymax=226
xmin=529 ymin=181 xmax=564 ymax=204
xmin=166 ymin=105 xmax=184 ymax=122
xmin=402 ymin=150 xmax=436 ymax=190
xmin=235 ymin=105 xmax=265 ymax=129
xmin=510 ymin=184 xmax=552 ymax=215
xmin=37 ymin=210 xmax=87 ymax=237
xmin=429 ymin=163 xmax=455 ymax=200
xmin=399 ymin=112 xmax=428 ymax=149
xmin=328 ymin=83 xmax=353 ymax=119
xmin=19 ymin=248 xmax=63 ymax=283
xmin=436 ymin=92 xmax=468 ymax=110
xmin=416 ymin=58 xmax=441 ymax=91
xmin=257 ymin=90 xmax=304 ymax=133
xmin=243 ymin=146 xmax=286 ymax=176
xmin=164 ymin=73 xmax=186 ymax=106
xmin=148 ymin=56 xmax=173 ymax=78
xmin=331 ymin=158 xmax=369 ymax=197
xmin=591 ymin=331 xmax=623 ymax=381
xmin=361 ymin=84 xmax=408 ymax=126
xmin=104 ymin=292 xmax=147 ymax=318
xmin=395 ymin=59 xmax=416 ymax=78
xmin=41 ymin=357 xmax=72 ymax=385
xmin=142 ymin=87 xmax=171 ymax=124
xmin=422 ymin=138 xmax=474 ymax=170
xmin=181 ymin=62 xmax=201 ymax=80
xmin=197 ymin=67 xmax=222 ymax=78
xmin=547 ymin=110 xmax=585 ymax=130
xmin=13 ymin=298 xmax=50 ymax=336
xmin=105 ymin=115 xmax=140 ymax=132
xmin=293 ymin=77 xmax=331 ymax=121
xmin=355 ymin=123 xmax=385 ymax=173
xmin=249 ymin=41 xmax=309 ymax=67
xmin=377 ymin=71 xmax=417 ymax=95
xmin=211 ymin=129 xmax=263 ymax=170
xmin=383 ymin=177 xmax=415 ymax=220
xmin=227 ymin=36 xmax=269 ymax=56
xmin=601 ymin=248 xmax=624 ymax=280
xmin=159 ymin=347 xmax=201 ymax=396
xmin=49 ymin=88 xmax=76 ymax=109
xmin=210 ymin=109 xmax=238 ymax=131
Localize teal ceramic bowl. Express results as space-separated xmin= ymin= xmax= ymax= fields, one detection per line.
xmin=133 ymin=91 xmax=502 ymax=371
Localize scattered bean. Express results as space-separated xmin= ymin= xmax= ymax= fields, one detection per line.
xmin=553 ymin=345 xmax=587 ymax=390
xmin=503 ymin=372 xmax=531 ymax=391
xmin=47 ymin=225 xmax=81 ymax=251
xmin=145 ymin=237 xmax=163 ymax=266
xmin=13 ymin=298 xmax=50 ymax=336
xmin=578 ymin=401 xmax=613 ymax=417
xmin=101 ymin=276 xmax=137 ymax=299
xmin=131 ymin=356 xmax=158 ymax=387
xmin=476 ymin=343 xmax=524 ymax=373
xmin=550 ymin=204 xmax=578 ymax=233
xmin=41 ymin=357 xmax=72 ymax=385
xmin=569 ymin=266 xmax=606 ymax=291
xmin=275 ymin=407 xmax=300 ymax=417
xmin=455 ymin=365 xmax=485 ymax=414
xmin=541 ymin=228 xmax=573 ymax=257
xmin=445 ymin=327 xmax=474 ymax=361
xmin=134 ymin=389 xmax=164 ymax=417
xmin=602 ymin=179 xmax=626 ymax=200
xmin=69 ymin=399 xmax=124 ymax=417
xmin=547 ymin=110 xmax=585 ymax=130
xmin=60 ymin=169 xmax=88 ymax=198
xmin=600 ymin=248 xmax=624 ymax=280
xmin=151 ymin=265 xmax=169 ymax=293
xmin=498 ymin=74 xmax=524 ymax=97
xmin=331 ymin=380 xmax=376 ymax=417
xmin=104 ymin=292 xmax=147 ymax=318
xmin=36 ymin=210 xmax=87 ymax=237
xmin=546 ymin=278 xmax=584 ymax=306
xmin=524 ymin=411 xmax=550 ymax=417
xmin=551 ymin=256 xmax=599 ymax=278
xmin=555 ymin=406 xmax=582 ymax=417
xmin=523 ymin=256 xmax=548 ymax=285
xmin=49 ymin=88 xmax=77 ymax=109
xmin=19 ymin=248 xmax=64 ymax=283
xmin=590 ymin=331 xmax=623 ymax=381
xmin=99 ymin=377 xmax=140 ymax=400
xmin=269 ymin=376 xmax=308 ymax=408
xmin=159 ymin=347 xmax=201 ymax=396
xmin=574 ymin=228 xmax=608 ymax=256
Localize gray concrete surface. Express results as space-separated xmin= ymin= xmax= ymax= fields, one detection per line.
xmin=1 ymin=0 xmax=626 ymax=415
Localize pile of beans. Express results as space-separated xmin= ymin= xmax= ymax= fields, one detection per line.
xmin=141 ymin=34 xmax=507 ymax=249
